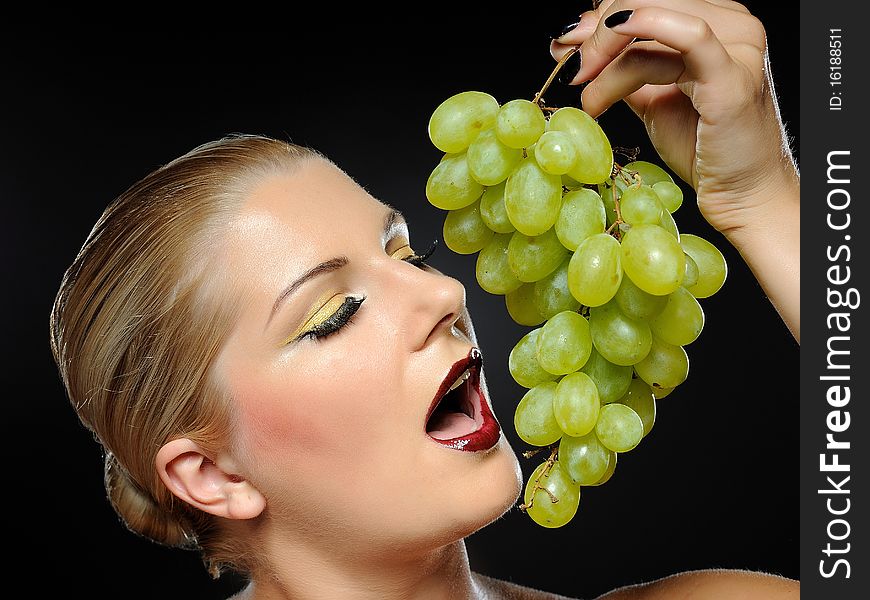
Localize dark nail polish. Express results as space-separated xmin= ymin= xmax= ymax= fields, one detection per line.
xmin=558 ymin=50 xmax=582 ymax=85
xmin=550 ymin=21 xmax=579 ymax=40
xmin=604 ymin=10 xmax=633 ymax=28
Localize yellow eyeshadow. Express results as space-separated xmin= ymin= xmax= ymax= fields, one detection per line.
xmin=282 ymin=293 xmax=347 ymax=345
xmin=391 ymin=244 xmax=414 ymax=260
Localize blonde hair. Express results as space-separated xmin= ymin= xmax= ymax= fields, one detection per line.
xmin=49 ymin=134 xmax=321 ymax=576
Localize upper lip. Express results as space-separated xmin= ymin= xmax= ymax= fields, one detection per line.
xmin=425 ymin=347 xmax=482 ymax=425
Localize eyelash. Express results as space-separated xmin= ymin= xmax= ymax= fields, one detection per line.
xmin=300 ymin=239 xmax=438 ymax=343
xmin=401 ymin=239 xmax=438 ymax=269
xmin=301 ymin=295 xmax=366 ymax=343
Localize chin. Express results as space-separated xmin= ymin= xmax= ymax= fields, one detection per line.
xmin=479 ymin=437 xmax=524 ymax=525
xmin=444 ymin=436 xmax=524 ymax=543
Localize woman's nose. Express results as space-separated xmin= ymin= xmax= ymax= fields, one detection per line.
xmin=393 ymin=263 xmax=468 ymax=353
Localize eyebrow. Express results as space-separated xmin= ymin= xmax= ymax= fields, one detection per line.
xmin=266 ymin=207 xmax=406 ymax=328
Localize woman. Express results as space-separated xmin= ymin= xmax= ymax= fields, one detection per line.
xmin=49 ymin=0 xmax=799 ymax=598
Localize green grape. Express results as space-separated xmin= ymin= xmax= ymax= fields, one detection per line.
xmin=523 ymin=460 xmax=580 ymax=528
xmin=649 ymin=286 xmax=705 ymax=346
xmin=616 ymin=379 xmax=656 ymax=437
xmin=620 ymin=185 xmax=663 ymax=225
xmin=634 ymin=336 xmax=690 ymax=390
xmin=622 ymin=160 xmax=673 ymax=185
xmin=580 ymin=346 xmax=633 ymax=404
xmin=536 ymin=310 xmax=593 ymax=375
xmin=508 ymin=227 xmax=569 ymax=283
xmin=652 ymin=180 xmax=683 ymax=213
xmin=613 ymin=274 xmax=668 ymax=321
xmin=496 ymin=99 xmax=547 ymax=149
xmin=506 ymin=283 xmax=546 ymax=326
xmin=595 ymin=403 xmax=644 ymax=452
xmin=683 ymin=253 xmax=700 ymax=288
xmin=443 ymin=199 xmax=494 ymax=254
xmin=652 ymin=385 xmax=675 ymax=399
xmin=588 ymin=451 xmax=617 ymax=486
xmin=680 ymin=234 xmax=728 ymax=298
xmin=475 ymin=233 xmax=523 ymax=295
xmin=514 ymin=381 xmax=562 ymax=446
xmin=534 ymin=130 xmax=578 ymax=175
xmin=589 ymin=301 xmax=652 ymax=366
xmin=548 ymin=107 xmax=613 ymax=184
xmin=504 ymin=156 xmax=563 ymax=236
xmin=567 ymin=233 xmax=622 ymax=307
xmin=479 ymin=182 xmax=515 ymax=234
xmin=555 ymin=188 xmax=606 ymax=251
xmin=426 ymin=153 xmax=484 ymax=210
xmin=554 ymin=371 xmax=600 ymax=437
xmin=562 ymin=173 xmax=583 ymax=189
xmin=509 ymin=328 xmax=559 ymax=388
xmin=621 ymin=224 xmax=685 ymax=296
xmin=533 ymin=258 xmax=581 ymax=319
xmin=659 ymin=208 xmax=680 ymax=240
xmin=559 ymin=430 xmax=612 ymax=485
xmin=428 ymin=91 xmax=499 ymax=154
xmin=466 ymin=127 xmax=523 ymax=185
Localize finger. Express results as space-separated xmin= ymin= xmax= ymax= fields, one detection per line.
xmin=553 ymin=9 xmax=600 ymax=47
xmin=566 ymin=0 xmax=751 ymax=85
xmin=623 ymin=83 xmax=685 ymax=119
xmin=557 ymin=0 xmax=749 ymax=45
xmin=601 ymin=6 xmax=734 ymax=84
xmin=551 ymin=0 xmax=750 ymax=59
xmin=625 ymin=85 xmax=700 ymax=184
xmin=579 ymin=41 xmax=685 ymax=118
xmin=552 ymin=9 xmax=599 ymax=46
xmin=551 ymin=10 xmax=599 ymax=61
xmin=705 ymin=0 xmax=751 ymax=13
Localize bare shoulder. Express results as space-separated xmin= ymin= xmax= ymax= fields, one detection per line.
xmin=473 ymin=572 xmax=580 ymax=600
xmin=473 ymin=569 xmax=797 ymax=600
xmin=593 ymin=569 xmax=799 ymax=600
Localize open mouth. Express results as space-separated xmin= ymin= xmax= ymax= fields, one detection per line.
xmin=425 ymin=347 xmax=501 ymax=452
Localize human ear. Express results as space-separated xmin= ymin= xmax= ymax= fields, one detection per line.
xmin=155 ymin=438 xmax=265 ymax=520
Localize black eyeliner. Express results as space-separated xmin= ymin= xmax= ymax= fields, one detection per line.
xmin=298 ymin=295 xmax=366 ymax=342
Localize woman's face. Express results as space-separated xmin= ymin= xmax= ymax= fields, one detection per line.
xmin=211 ymin=158 xmax=522 ymax=559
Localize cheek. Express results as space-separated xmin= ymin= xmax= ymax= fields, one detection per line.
xmin=230 ymin=359 xmax=405 ymax=475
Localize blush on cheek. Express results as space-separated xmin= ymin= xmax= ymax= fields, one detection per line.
xmin=236 ymin=387 xmax=326 ymax=458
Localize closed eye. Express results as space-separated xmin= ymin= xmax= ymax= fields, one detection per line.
xmin=295 ymin=295 xmax=366 ymax=343
xmin=399 ymin=239 xmax=438 ymax=269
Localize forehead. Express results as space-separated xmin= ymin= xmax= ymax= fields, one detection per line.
xmin=213 ymin=159 xmax=390 ymax=288
xmin=244 ymin=159 xmax=386 ymax=230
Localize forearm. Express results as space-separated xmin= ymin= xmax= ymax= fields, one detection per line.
xmin=721 ymin=178 xmax=801 ymax=343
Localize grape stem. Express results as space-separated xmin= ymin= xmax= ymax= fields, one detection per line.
xmin=532 ymin=45 xmax=580 ymax=107
xmin=518 ymin=445 xmax=560 ymax=511
xmin=613 ymin=146 xmax=641 ymax=163
xmin=522 ymin=447 xmax=547 ymax=459
xmin=604 ymin=163 xmax=628 ymax=238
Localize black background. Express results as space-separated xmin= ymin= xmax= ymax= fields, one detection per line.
xmin=4 ymin=3 xmax=798 ymax=598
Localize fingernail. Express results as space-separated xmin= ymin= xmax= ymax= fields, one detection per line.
xmin=550 ymin=21 xmax=579 ymax=40
xmin=604 ymin=10 xmax=633 ymax=28
xmin=558 ymin=50 xmax=582 ymax=85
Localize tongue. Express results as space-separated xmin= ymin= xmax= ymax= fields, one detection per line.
xmin=427 ymin=411 xmax=478 ymax=440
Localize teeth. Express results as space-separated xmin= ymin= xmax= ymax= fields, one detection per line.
xmin=448 ymin=368 xmax=471 ymax=393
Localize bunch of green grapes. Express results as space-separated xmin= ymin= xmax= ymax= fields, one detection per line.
xmin=425 ymin=89 xmax=727 ymax=529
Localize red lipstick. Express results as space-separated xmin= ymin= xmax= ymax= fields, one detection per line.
xmin=425 ymin=347 xmax=501 ymax=452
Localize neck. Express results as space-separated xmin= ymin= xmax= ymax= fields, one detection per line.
xmin=236 ymin=538 xmax=482 ymax=600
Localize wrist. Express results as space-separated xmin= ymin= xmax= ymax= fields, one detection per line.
xmin=700 ymin=158 xmax=800 ymax=247
xmin=719 ymin=173 xmax=800 ymax=254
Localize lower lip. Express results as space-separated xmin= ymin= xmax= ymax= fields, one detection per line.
xmin=428 ymin=367 xmax=501 ymax=453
